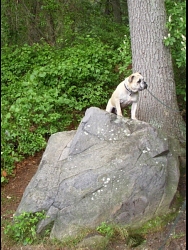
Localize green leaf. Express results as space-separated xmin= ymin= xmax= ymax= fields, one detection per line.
xmin=39 ymin=72 xmax=46 ymax=77
xmin=1 ymin=177 xmax=6 ymax=183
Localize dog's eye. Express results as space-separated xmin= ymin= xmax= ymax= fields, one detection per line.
xmin=138 ymin=79 xmax=141 ymax=83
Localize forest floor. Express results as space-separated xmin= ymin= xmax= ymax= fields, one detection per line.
xmin=1 ymin=149 xmax=186 ymax=250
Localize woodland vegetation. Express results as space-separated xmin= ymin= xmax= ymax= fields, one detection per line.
xmin=1 ymin=0 xmax=186 ymax=183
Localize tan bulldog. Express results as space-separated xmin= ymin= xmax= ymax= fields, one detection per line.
xmin=106 ymin=72 xmax=147 ymax=120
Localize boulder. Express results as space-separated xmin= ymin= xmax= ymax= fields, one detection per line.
xmin=15 ymin=107 xmax=180 ymax=241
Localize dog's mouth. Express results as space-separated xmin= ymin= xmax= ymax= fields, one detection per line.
xmin=139 ymin=81 xmax=147 ymax=91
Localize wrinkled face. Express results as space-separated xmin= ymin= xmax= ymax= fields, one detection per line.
xmin=128 ymin=72 xmax=147 ymax=92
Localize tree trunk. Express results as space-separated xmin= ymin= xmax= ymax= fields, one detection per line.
xmin=111 ymin=0 xmax=122 ymax=23
xmin=104 ymin=0 xmax=111 ymax=16
xmin=127 ymin=0 xmax=185 ymax=143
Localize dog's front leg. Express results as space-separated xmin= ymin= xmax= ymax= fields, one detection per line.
xmin=106 ymin=99 xmax=113 ymax=113
xmin=115 ymin=99 xmax=123 ymax=116
xmin=131 ymin=102 xmax=138 ymax=120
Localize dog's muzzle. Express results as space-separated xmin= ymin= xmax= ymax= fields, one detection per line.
xmin=139 ymin=81 xmax=147 ymax=91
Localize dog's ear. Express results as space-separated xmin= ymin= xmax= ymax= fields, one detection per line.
xmin=128 ymin=75 xmax=135 ymax=83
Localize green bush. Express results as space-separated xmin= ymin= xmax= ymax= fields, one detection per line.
xmin=4 ymin=211 xmax=46 ymax=245
xmin=1 ymin=37 xmax=130 ymax=181
xmin=97 ymin=222 xmax=115 ymax=238
xmin=164 ymin=0 xmax=186 ymax=68
xmin=164 ymin=0 xmax=186 ymax=103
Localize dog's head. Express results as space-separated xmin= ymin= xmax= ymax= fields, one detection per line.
xmin=127 ymin=72 xmax=147 ymax=92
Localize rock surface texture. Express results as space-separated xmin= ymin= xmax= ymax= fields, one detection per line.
xmin=16 ymin=107 xmax=180 ymax=241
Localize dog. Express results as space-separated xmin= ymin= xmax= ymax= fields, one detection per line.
xmin=106 ymin=72 xmax=147 ymax=120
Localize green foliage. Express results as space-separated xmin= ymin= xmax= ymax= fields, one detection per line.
xmin=117 ymin=33 xmax=132 ymax=77
xmin=1 ymin=176 xmax=8 ymax=184
xmin=97 ymin=211 xmax=181 ymax=248
xmin=1 ymin=37 xmax=129 ymax=180
xmin=171 ymin=232 xmax=185 ymax=239
xmin=164 ymin=0 xmax=186 ymax=68
xmin=1 ymin=0 xmax=185 ymax=182
xmin=97 ymin=222 xmax=115 ymax=238
xmin=96 ymin=222 xmax=129 ymax=241
xmin=4 ymin=211 xmax=46 ymax=245
xmin=96 ymin=222 xmax=145 ymax=247
xmin=130 ymin=212 xmax=177 ymax=236
xmin=164 ymin=0 xmax=186 ymax=103
xmin=87 ymin=17 xmax=129 ymax=49
xmin=1 ymin=0 xmax=128 ymax=48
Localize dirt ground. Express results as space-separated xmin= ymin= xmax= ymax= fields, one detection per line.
xmin=1 ymin=150 xmax=186 ymax=250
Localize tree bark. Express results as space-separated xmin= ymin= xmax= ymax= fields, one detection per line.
xmin=127 ymin=0 xmax=185 ymax=142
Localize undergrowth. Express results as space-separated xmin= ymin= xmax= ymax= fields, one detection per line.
xmin=1 ymin=37 xmax=132 ymax=182
xmin=4 ymin=211 xmax=47 ymax=245
xmin=1 ymin=0 xmax=186 ymax=182
xmin=3 ymin=209 xmax=180 ymax=248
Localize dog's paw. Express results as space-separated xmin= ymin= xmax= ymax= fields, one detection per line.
xmin=116 ymin=114 xmax=123 ymax=118
xmin=114 ymin=116 xmax=123 ymax=123
xmin=122 ymin=117 xmax=129 ymax=123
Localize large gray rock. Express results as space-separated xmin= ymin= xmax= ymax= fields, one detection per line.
xmin=15 ymin=107 xmax=180 ymax=241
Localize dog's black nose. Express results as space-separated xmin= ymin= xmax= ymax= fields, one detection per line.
xmin=144 ymin=82 xmax=147 ymax=89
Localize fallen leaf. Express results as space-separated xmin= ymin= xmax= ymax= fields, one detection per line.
xmin=1 ymin=170 xmax=7 ymax=177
